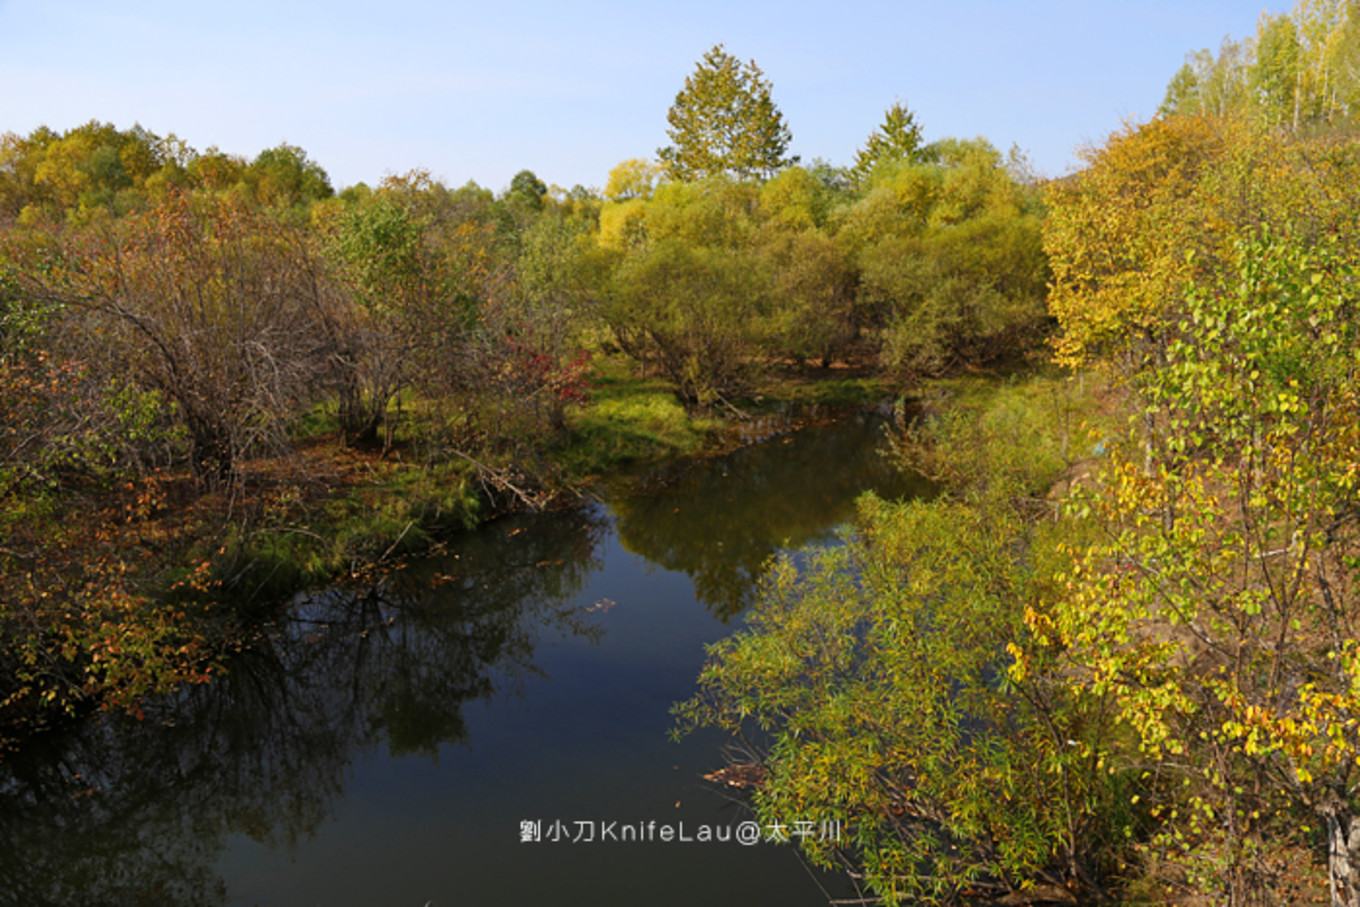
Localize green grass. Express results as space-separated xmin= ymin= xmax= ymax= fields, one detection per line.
xmin=744 ymin=373 xmax=890 ymax=410
xmin=555 ymin=358 xmax=722 ymax=481
xmin=290 ymin=403 xmax=341 ymax=441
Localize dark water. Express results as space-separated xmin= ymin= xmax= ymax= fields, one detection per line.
xmin=0 ymin=409 xmax=930 ymax=907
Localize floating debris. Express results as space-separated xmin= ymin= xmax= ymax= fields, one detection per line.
xmin=702 ymin=763 xmax=767 ymax=791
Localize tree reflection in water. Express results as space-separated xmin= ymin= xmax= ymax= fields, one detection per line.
xmin=0 ymin=507 xmax=606 ymax=907
xmin=610 ymin=410 xmax=932 ymax=620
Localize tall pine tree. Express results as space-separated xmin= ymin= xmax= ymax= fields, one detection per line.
xmin=850 ymin=101 xmax=928 ymax=188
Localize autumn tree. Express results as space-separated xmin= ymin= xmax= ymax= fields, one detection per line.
xmin=1160 ymin=41 xmax=1252 ymax=118
xmin=1037 ymin=106 xmax=1360 ymax=901
xmin=1042 ymin=114 xmax=1232 ymax=368
xmin=1032 ymin=229 xmax=1360 ymax=905
xmin=1046 ymin=113 xmax=1360 ymax=374
xmin=0 ymin=122 xmax=197 ymax=224
xmin=1252 ymin=13 xmax=1305 ymax=128
xmin=186 ymin=146 xmax=247 ymax=194
xmin=16 ymin=192 xmax=337 ymax=484
xmin=657 ymin=44 xmax=796 ymax=182
xmin=604 ymin=158 xmax=660 ymax=202
xmin=1160 ymin=0 xmax=1360 ymax=130
xmin=0 ymin=301 xmax=173 ymax=498
xmin=757 ymin=164 xmax=839 ymax=231
xmin=439 ymin=211 xmax=600 ymax=448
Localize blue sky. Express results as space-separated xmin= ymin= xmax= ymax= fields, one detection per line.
xmin=0 ymin=1 xmax=1284 ymax=192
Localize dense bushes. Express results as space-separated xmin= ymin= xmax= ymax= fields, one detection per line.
xmin=675 ymin=371 xmax=1119 ymax=904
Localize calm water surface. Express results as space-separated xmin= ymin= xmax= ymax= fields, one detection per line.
xmin=0 ymin=410 xmax=930 ymax=907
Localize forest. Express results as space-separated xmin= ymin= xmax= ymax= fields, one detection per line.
xmin=5 ymin=1 xmax=1360 ymax=902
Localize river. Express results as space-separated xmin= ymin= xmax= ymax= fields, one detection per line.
xmin=0 ymin=408 xmax=931 ymax=906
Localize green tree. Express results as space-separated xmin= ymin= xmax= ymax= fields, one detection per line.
xmin=834 ymin=138 xmax=1047 ymax=383
xmin=657 ymin=44 xmax=796 ymax=182
xmin=243 ymin=143 xmax=333 ymax=209
xmin=1161 ymin=61 xmax=1203 ymax=116
xmin=326 ymin=193 xmax=442 ymax=446
xmin=506 ymin=169 xmax=547 ymax=211
xmin=606 ymin=238 xmax=765 ymax=404
xmin=760 ymin=228 xmax=857 ymax=367
xmin=850 ymin=101 xmax=929 ymax=188
xmin=805 ymin=156 xmax=853 ymax=203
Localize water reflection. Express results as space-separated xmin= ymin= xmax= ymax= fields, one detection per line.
xmin=0 ymin=411 xmax=924 ymax=907
xmin=0 ymin=507 xmax=607 ymax=907
xmin=610 ymin=410 xmax=932 ymax=619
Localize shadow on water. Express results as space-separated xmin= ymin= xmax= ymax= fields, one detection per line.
xmin=0 ymin=507 xmax=608 ymax=907
xmin=609 ymin=408 xmax=933 ymax=620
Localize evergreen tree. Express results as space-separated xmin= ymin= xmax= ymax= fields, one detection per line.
xmin=850 ymin=101 xmax=928 ymax=187
xmin=657 ymin=45 xmax=795 ymax=182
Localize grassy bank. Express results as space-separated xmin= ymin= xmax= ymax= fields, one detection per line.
xmin=550 ymin=357 xmax=724 ymax=481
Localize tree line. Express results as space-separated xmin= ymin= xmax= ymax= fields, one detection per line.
xmin=0 ymin=49 xmax=1048 ymax=494
xmin=1161 ymin=0 xmax=1360 ymax=131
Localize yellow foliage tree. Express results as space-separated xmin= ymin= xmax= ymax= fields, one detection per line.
xmin=1043 ymin=114 xmax=1232 ymax=368
xmin=1037 ymin=117 xmax=1360 ymax=901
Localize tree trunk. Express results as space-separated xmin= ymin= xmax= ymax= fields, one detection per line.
xmin=1324 ymin=798 xmax=1360 ymax=907
xmin=1294 ymin=66 xmax=1303 ymax=133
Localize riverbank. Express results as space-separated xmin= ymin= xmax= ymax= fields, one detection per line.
xmin=0 ymin=353 xmax=893 ymax=746
xmin=0 ymin=394 xmax=924 ymax=907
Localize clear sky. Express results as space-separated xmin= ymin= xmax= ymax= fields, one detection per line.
xmin=0 ymin=0 xmax=1285 ymax=193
